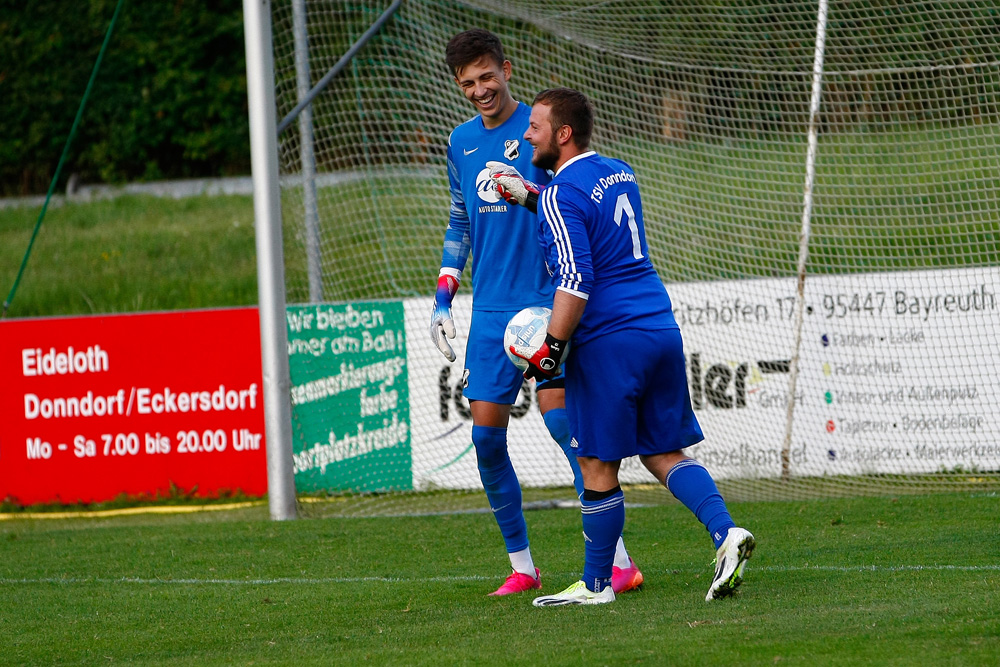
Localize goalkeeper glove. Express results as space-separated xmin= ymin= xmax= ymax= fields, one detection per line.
xmin=430 ymin=273 xmax=459 ymax=362
xmin=486 ymin=161 xmax=540 ymax=214
xmin=510 ymin=332 xmax=568 ymax=381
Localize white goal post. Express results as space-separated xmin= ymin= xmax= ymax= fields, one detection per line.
xmin=243 ymin=0 xmax=297 ymax=520
xmin=250 ymin=0 xmax=1000 ymax=513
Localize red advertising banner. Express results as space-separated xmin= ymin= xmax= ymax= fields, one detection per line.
xmin=0 ymin=308 xmax=268 ymax=505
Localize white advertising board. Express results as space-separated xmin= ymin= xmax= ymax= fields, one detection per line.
xmin=792 ymin=267 xmax=999 ymax=475
xmin=404 ymin=266 xmax=999 ymax=490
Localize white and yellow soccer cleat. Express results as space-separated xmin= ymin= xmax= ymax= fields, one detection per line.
xmin=706 ymin=527 xmax=756 ymax=601
xmin=532 ymin=580 xmax=615 ymax=607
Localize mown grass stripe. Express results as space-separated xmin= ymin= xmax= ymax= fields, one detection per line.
xmin=3 ymin=564 xmax=997 ymax=587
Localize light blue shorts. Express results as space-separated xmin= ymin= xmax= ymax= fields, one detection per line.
xmin=463 ymin=309 xmax=564 ymax=405
xmin=565 ymin=327 xmax=704 ymax=461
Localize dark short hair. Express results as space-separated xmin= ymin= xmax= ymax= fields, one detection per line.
xmin=532 ymin=88 xmax=594 ymax=150
xmin=445 ymin=29 xmax=505 ymax=76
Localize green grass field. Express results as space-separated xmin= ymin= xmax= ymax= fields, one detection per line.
xmin=2 ymin=492 xmax=997 ymax=665
xmin=0 ymin=195 xmax=258 ymax=318
xmin=2 ymin=134 xmax=998 ymax=664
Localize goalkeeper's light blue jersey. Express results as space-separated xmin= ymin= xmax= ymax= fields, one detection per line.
xmin=443 ymin=102 xmax=553 ymax=311
xmin=537 ymin=151 xmax=678 ymax=347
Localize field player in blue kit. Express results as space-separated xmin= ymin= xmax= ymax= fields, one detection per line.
xmin=496 ymin=87 xmax=756 ymax=606
xmin=430 ymin=30 xmax=643 ymax=596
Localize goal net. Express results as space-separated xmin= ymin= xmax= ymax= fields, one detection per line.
xmin=269 ymin=0 xmax=1000 ymax=514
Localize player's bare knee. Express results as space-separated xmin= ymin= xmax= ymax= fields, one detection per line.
xmin=578 ymin=457 xmax=620 ymax=490
xmin=469 ymin=400 xmax=511 ymax=429
xmin=640 ymin=451 xmax=687 ymax=482
xmin=536 ymin=386 xmax=565 ymax=415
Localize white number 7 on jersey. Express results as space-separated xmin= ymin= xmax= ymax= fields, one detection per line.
xmin=613 ymin=192 xmax=643 ymax=259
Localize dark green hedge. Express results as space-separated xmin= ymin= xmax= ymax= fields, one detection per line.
xmin=0 ymin=0 xmax=249 ymax=196
xmin=4 ymin=0 xmax=997 ymax=197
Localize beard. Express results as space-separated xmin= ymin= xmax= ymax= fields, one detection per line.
xmin=530 ymin=135 xmax=559 ymax=171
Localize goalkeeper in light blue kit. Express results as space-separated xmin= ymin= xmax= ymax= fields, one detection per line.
xmin=498 ymin=87 xmax=755 ymax=606
xmin=430 ymin=30 xmax=642 ymax=596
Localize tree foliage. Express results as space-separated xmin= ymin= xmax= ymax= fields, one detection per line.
xmin=0 ymin=0 xmax=249 ymax=196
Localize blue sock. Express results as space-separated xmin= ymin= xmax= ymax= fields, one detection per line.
xmin=666 ymin=459 xmax=735 ymax=549
xmin=472 ymin=425 xmax=527 ymax=553
xmin=580 ymin=487 xmax=625 ymax=592
xmin=542 ymin=408 xmax=584 ymax=497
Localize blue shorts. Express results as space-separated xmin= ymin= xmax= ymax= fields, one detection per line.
xmin=565 ymin=327 xmax=704 ymax=461
xmin=463 ymin=309 xmax=564 ymax=404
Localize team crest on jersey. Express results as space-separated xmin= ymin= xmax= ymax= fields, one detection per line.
xmin=504 ymin=140 xmax=520 ymax=160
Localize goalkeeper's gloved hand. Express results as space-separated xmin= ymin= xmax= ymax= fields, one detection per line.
xmin=486 ymin=161 xmax=540 ymax=214
xmin=430 ymin=273 xmax=459 ymax=362
xmin=510 ymin=332 xmax=568 ymax=381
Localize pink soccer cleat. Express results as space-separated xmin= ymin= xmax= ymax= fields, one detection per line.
xmin=488 ymin=568 xmax=542 ymax=596
xmin=612 ymin=557 xmax=644 ymax=594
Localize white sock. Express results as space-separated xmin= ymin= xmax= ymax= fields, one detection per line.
xmin=613 ymin=536 xmax=631 ymax=569
xmin=509 ymin=547 xmax=536 ymax=577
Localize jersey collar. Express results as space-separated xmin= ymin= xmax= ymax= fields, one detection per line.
xmin=555 ymin=150 xmax=596 ymax=177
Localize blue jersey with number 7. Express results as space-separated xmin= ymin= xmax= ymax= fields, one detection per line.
xmin=536 ymin=151 xmax=677 ymax=347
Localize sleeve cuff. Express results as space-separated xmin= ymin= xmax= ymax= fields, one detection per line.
xmin=557 ymin=286 xmax=589 ymax=300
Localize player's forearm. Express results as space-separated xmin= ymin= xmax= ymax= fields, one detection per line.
xmin=439 ymin=222 xmax=471 ymax=274
xmin=548 ymin=288 xmax=587 ymax=340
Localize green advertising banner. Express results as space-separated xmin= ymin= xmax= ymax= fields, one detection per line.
xmin=285 ymin=301 xmax=411 ymax=492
